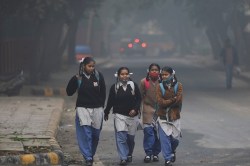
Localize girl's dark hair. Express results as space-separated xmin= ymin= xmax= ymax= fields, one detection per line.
xmin=161 ymin=66 xmax=174 ymax=74
xmin=161 ymin=66 xmax=178 ymax=85
xmin=79 ymin=57 xmax=95 ymax=76
xmin=116 ymin=67 xmax=132 ymax=82
xmin=82 ymin=56 xmax=95 ymax=65
xmin=146 ymin=63 xmax=160 ymax=81
xmin=117 ymin=67 xmax=130 ymax=76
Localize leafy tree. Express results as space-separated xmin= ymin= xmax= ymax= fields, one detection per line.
xmin=182 ymin=0 xmax=250 ymax=65
xmin=0 ymin=0 xmax=103 ymax=84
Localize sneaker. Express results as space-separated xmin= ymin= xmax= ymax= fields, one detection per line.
xmin=165 ymin=160 xmax=172 ymax=166
xmin=144 ymin=155 xmax=151 ymax=163
xmin=120 ymin=160 xmax=127 ymax=165
xmin=85 ymin=160 xmax=93 ymax=166
xmin=171 ymin=152 xmax=176 ymax=163
xmin=127 ymin=156 xmax=132 ymax=162
xmin=152 ymin=155 xmax=159 ymax=162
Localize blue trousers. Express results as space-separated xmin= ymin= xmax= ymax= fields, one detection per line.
xmin=225 ymin=64 xmax=233 ymax=89
xmin=143 ymin=126 xmax=161 ymax=156
xmin=158 ymin=125 xmax=179 ymax=161
xmin=75 ymin=114 xmax=101 ymax=161
xmin=115 ymin=131 xmax=135 ymax=160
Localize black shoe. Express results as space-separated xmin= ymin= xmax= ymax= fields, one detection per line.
xmin=120 ymin=160 xmax=127 ymax=165
xmin=144 ymin=155 xmax=151 ymax=163
xmin=165 ymin=160 xmax=172 ymax=166
xmin=127 ymin=156 xmax=132 ymax=162
xmin=152 ymin=155 xmax=159 ymax=162
xmin=85 ymin=160 xmax=93 ymax=166
xmin=171 ymin=152 xmax=176 ymax=162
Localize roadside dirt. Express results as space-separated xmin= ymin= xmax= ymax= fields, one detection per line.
xmin=56 ymin=96 xmax=84 ymax=165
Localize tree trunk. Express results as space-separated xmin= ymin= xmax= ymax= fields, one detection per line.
xmin=39 ymin=21 xmax=64 ymax=81
xmin=205 ymin=27 xmax=221 ymax=60
xmin=29 ymin=25 xmax=43 ymax=85
xmin=67 ymin=19 xmax=79 ymax=65
xmin=230 ymin=11 xmax=247 ymax=66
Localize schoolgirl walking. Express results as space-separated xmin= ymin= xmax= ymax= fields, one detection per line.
xmin=156 ymin=66 xmax=183 ymax=166
xmin=139 ymin=63 xmax=161 ymax=163
xmin=66 ymin=57 xmax=106 ymax=166
xmin=104 ymin=67 xmax=142 ymax=165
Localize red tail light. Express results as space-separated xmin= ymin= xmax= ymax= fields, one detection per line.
xmin=134 ymin=38 xmax=140 ymax=43
xmin=128 ymin=43 xmax=133 ymax=48
xmin=141 ymin=42 xmax=147 ymax=48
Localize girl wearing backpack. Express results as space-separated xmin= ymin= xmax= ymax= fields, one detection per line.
xmin=139 ymin=63 xmax=161 ymax=163
xmin=66 ymin=57 xmax=106 ymax=166
xmin=104 ymin=67 xmax=141 ymax=165
xmin=156 ymin=66 xmax=183 ymax=166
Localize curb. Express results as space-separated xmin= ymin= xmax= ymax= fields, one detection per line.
xmin=0 ymin=150 xmax=64 ymax=166
xmin=235 ymin=73 xmax=250 ymax=83
xmin=31 ymin=87 xmax=66 ymax=97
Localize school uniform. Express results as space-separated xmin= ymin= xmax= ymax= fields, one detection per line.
xmin=104 ymin=81 xmax=141 ymax=161
xmin=139 ymin=78 xmax=161 ymax=158
xmin=66 ymin=71 xmax=106 ymax=162
xmin=156 ymin=82 xmax=183 ymax=162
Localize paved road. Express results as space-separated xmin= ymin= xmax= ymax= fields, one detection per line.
xmin=58 ymin=55 xmax=250 ymax=166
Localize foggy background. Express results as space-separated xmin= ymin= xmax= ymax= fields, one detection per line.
xmin=1 ymin=0 xmax=250 ymax=85
xmin=1 ymin=1 xmax=250 ymax=165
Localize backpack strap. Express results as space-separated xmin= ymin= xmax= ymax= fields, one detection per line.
xmin=174 ymin=82 xmax=178 ymax=95
xmin=173 ymin=82 xmax=182 ymax=112
xmin=159 ymin=83 xmax=165 ymax=96
xmin=77 ymin=70 xmax=100 ymax=89
xmin=160 ymin=82 xmax=179 ymax=96
xmin=115 ymin=81 xmax=135 ymax=95
xmin=94 ymin=70 xmax=99 ymax=82
xmin=144 ymin=79 xmax=150 ymax=90
xmin=127 ymin=81 xmax=135 ymax=95
xmin=77 ymin=75 xmax=82 ymax=88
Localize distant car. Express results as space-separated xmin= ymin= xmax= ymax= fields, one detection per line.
xmin=119 ymin=38 xmax=147 ymax=56
xmin=75 ymin=45 xmax=92 ymax=63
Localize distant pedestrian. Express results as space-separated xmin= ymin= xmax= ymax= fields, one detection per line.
xmin=66 ymin=57 xmax=106 ymax=166
xmin=139 ymin=63 xmax=161 ymax=163
xmin=104 ymin=67 xmax=142 ymax=165
xmin=156 ymin=66 xmax=183 ymax=166
xmin=220 ymin=38 xmax=239 ymax=89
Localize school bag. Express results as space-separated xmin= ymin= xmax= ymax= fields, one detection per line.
xmin=159 ymin=82 xmax=182 ymax=112
xmin=144 ymin=79 xmax=150 ymax=90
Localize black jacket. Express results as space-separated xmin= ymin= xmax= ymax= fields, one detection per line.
xmin=66 ymin=71 xmax=106 ymax=108
xmin=220 ymin=46 xmax=239 ymax=66
xmin=104 ymin=82 xmax=141 ymax=117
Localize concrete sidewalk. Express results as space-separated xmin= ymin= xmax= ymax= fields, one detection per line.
xmin=0 ymin=97 xmax=64 ymax=165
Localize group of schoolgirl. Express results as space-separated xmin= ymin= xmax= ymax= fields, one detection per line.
xmin=66 ymin=57 xmax=183 ymax=166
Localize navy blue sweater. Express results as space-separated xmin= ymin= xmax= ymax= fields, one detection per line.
xmin=104 ymin=82 xmax=141 ymax=117
xmin=66 ymin=72 xmax=106 ymax=108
